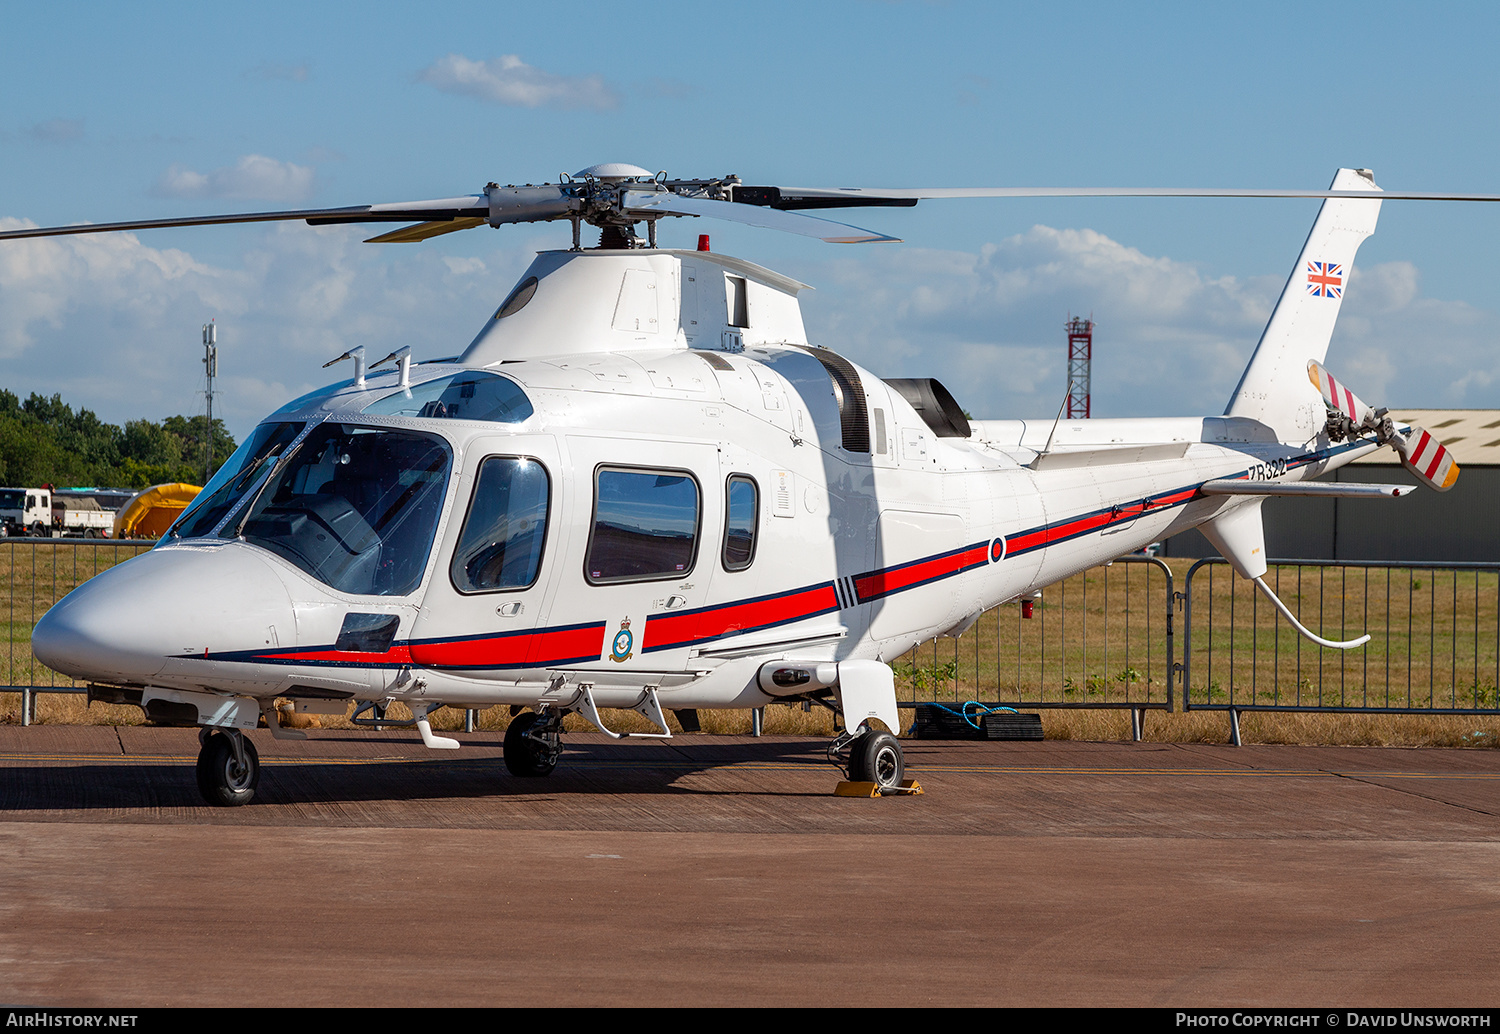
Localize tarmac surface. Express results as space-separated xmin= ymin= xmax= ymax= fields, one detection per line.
xmin=2 ymin=724 xmax=1499 ymax=1007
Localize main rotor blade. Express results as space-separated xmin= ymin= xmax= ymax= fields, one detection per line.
xmin=364 ymin=216 xmax=487 ymax=244
xmin=756 ymin=186 xmax=1500 ymax=204
xmin=622 ymin=191 xmax=900 ymax=243
xmin=0 ymin=195 xmax=487 ymax=242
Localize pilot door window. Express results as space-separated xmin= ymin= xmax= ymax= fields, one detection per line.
xmin=450 ymin=456 xmax=550 ymax=593
xmin=586 ymin=468 xmax=700 ymax=584
xmin=722 ymin=475 xmax=758 ymax=571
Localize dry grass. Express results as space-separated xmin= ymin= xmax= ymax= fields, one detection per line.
xmin=3 ymin=544 xmax=1498 ymax=748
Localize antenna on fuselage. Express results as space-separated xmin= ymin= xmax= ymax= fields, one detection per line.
xmin=371 ymin=345 xmax=412 ymax=390
xmin=323 ymin=345 xmax=367 ymax=389
xmin=1036 ymin=388 xmax=1070 ymax=462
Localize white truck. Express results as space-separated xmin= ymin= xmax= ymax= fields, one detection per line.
xmin=0 ymin=487 xmax=115 ymax=537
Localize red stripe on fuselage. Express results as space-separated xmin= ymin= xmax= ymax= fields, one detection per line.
xmin=409 ymin=624 xmax=606 ymax=668
xmin=1005 ymin=488 xmax=1198 ymax=558
xmin=252 ymin=644 xmax=416 ymax=666
xmin=854 ymin=543 xmax=989 ymax=601
xmin=644 ymin=584 xmax=839 ymax=651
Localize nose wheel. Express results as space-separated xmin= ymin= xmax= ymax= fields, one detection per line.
xmin=196 ymin=729 xmax=260 ymax=806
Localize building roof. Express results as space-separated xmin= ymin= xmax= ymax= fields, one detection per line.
xmin=1352 ymin=410 xmax=1500 ymax=466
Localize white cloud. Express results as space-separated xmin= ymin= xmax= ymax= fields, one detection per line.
xmin=1 ymin=215 xmax=1494 ymax=443
xmin=0 ymin=218 xmax=241 ymax=358
xmin=418 ymin=53 xmax=619 ymax=111
xmin=0 ymin=218 xmax=538 ymax=436
xmin=443 ymin=256 xmax=487 ymax=276
xmin=801 ymin=227 xmax=1500 ymax=420
xmin=153 ymin=154 xmax=316 ymax=202
xmin=1333 ymin=263 xmax=1500 ymax=408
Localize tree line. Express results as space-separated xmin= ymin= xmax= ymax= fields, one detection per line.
xmin=0 ymin=390 xmax=236 ymax=489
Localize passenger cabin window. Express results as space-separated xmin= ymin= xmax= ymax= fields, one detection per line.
xmin=451 ymin=457 xmax=550 ymax=593
xmin=586 ymin=468 xmax=699 ymax=583
xmin=722 ymin=475 xmax=758 ymax=571
xmin=363 ymin=371 xmax=533 ymax=423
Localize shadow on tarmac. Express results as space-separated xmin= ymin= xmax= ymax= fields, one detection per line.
xmin=0 ymin=733 xmax=843 ymax=812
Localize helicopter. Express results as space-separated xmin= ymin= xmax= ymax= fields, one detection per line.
xmin=1 ymin=163 xmax=1481 ymax=805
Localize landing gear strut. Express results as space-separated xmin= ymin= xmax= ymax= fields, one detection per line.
xmin=504 ymin=709 xmax=563 ymax=777
xmin=195 ymin=728 xmax=260 ymax=806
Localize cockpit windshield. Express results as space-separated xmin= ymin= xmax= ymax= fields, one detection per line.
xmin=232 ymin=425 xmax=451 ymax=597
xmin=171 ymin=422 xmax=306 ymax=539
xmin=362 ymin=371 xmax=533 ymax=423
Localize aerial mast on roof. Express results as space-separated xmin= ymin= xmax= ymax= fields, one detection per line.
xmin=202 ymin=320 xmax=218 ymax=485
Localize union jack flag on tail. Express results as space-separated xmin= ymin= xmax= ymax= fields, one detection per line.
xmin=1306 ymin=261 xmax=1343 ymax=298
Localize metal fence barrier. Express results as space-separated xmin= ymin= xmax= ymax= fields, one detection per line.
xmin=1 ymin=538 xmax=156 ymax=724
xmin=1181 ymin=557 xmax=1500 ymax=742
xmin=893 ymin=555 xmax=1174 ymax=739
xmin=6 ymin=543 xmax=1499 ymax=743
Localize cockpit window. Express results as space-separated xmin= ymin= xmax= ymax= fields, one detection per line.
xmin=232 ymin=425 xmax=450 ymax=597
xmin=450 ymin=457 xmax=550 ymax=593
xmin=170 ymin=422 xmax=305 ymax=540
xmin=362 ymin=371 xmax=533 ymax=423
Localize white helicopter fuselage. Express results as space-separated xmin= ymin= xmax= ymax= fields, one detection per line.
xmin=12 ymin=162 xmax=1470 ymax=802
xmin=34 ymin=239 xmax=1377 ymax=722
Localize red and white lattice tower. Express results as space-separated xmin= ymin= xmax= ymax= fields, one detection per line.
xmin=1065 ymin=315 xmax=1093 ymax=419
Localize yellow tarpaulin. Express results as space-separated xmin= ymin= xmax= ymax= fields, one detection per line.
xmin=113 ymin=483 xmax=201 ymax=540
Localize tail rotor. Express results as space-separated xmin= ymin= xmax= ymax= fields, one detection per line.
xmin=1307 ymin=360 xmax=1459 ymax=492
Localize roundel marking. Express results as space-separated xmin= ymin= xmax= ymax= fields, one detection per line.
xmin=990 ymin=536 xmax=1006 ymax=563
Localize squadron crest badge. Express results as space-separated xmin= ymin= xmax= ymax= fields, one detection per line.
xmin=610 ymin=618 xmax=634 ymax=663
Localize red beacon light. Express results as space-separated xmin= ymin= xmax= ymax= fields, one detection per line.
xmin=697 ymin=234 xmax=710 ymax=252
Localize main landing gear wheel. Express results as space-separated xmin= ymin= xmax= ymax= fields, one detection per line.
xmin=848 ymin=728 xmax=905 ymax=791
xmin=503 ymin=711 xmax=560 ymax=777
xmin=195 ymin=730 xmax=260 ymax=807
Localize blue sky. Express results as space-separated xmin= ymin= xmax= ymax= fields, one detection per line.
xmin=2 ymin=1 xmax=1498 ymax=438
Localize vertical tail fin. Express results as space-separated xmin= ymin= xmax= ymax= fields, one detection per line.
xmin=1225 ymin=168 xmax=1382 ymax=443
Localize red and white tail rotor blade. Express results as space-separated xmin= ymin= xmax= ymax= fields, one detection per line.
xmin=1307 ymin=360 xmax=1375 ymax=426
xmin=1398 ymin=427 xmax=1461 ymax=492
